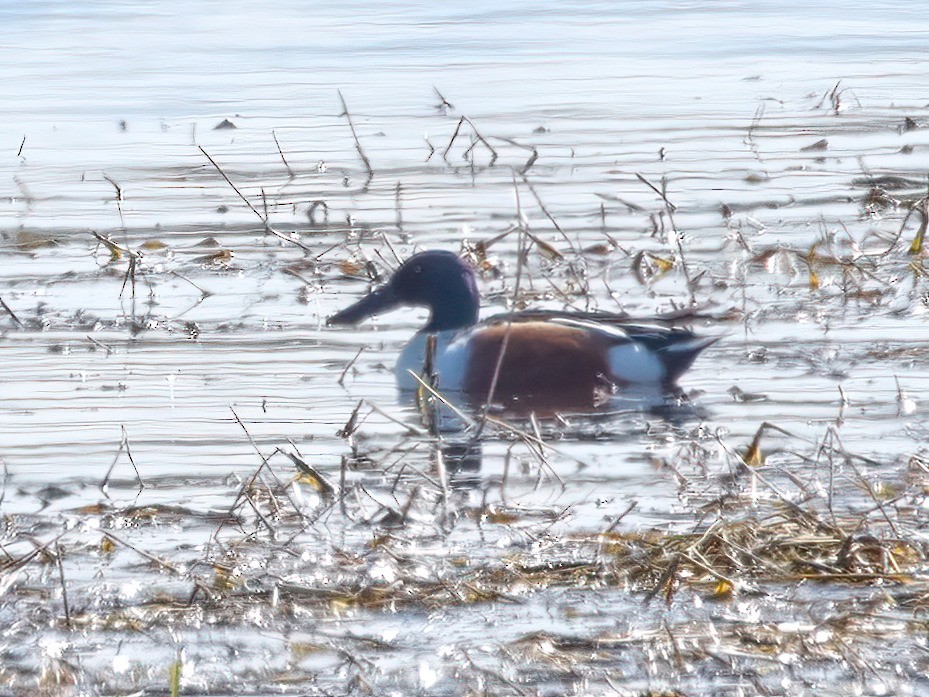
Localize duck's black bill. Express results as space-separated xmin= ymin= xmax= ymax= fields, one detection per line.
xmin=328 ymin=285 xmax=400 ymax=325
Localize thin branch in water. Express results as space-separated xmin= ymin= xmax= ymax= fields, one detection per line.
xmin=519 ymin=175 xmax=588 ymax=300
xmin=603 ymin=501 xmax=639 ymax=535
xmin=225 ymin=407 xmax=295 ymax=531
xmin=635 ymin=172 xmax=696 ymax=305
xmin=443 ymin=116 xmax=465 ymax=161
xmin=433 ymin=86 xmax=454 ymax=112
xmin=90 ymin=230 xmax=139 ymax=303
xmin=474 ymin=176 xmax=528 ymax=438
xmin=86 ymin=334 xmax=113 ymax=355
xmin=520 ymin=174 xmax=573 ymax=250
xmin=198 ymin=409 xmax=280 ymax=562
xmin=199 ymin=146 xmax=265 ymax=222
xmin=595 ymin=192 xmax=644 ymax=213
xmin=338 ymin=346 xmax=365 ymax=386
xmin=54 ymin=542 xmax=71 ymax=630
xmin=121 ymin=425 xmax=144 ymax=490
xmin=4 ymin=532 xmax=66 ymax=574
xmin=103 ymin=174 xmax=123 ymax=201
xmin=0 ymin=458 xmax=8 ymax=510
xmin=0 ymin=297 xmax=24 ymax=328
xmin=169 ymin=269 xmax=212 ymax=298
xmin=379 ymin=230 xmax=403 ymax=266
xmin=121 ymin=254 xmax=138 ymax=301
xmin=394 ymin=181 xmax=403 ymax=232
xmin=100 ymin=425 xmax=146 ymax=496
xmin=103 ymin=530 xmax=192 ymax=579
xmin=17 ymin=135 xmax=25 ymax=157
xmin=406 ymin=372 xmax=476 ymax=431
xmin=103 ymin=174 xmax=126 ymax=233
xmin=336 ymin=401 xmax=364 ymax=442
xmin=491 ymin=135 xmax=539 ymax=174
xmin=337 ymin=89 xmax=374 ymax=179
xmin=521 ymin=148 xmax=538 ymax=174
xmin=744 ymin=103 xmax=770 ymax=177
xmin=272 ymin=129 xmax=294 ymax=177
xmin=432 ymin=445 xmax=449 ymax=504
xmin=199 ymin=146 xmax=315 ymax=255
xmin=338 ymin=457 xmax=358 ymax=519
xmin=462 ymin=116 xmax=498 ymax=165
xmin=364 ymin=399 xmax=426 ymax=436
xmin=635 ymin=172 xmax=676 ymax=212
xmin=231 ymin=407 xmax=278 ymax=476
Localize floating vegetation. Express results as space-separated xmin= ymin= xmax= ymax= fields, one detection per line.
xmin=3 ymin=413 xmax=929 ymax=694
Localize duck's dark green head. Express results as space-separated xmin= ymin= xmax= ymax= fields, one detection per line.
xmin=329 ymin=250 xmax=480 ymax=332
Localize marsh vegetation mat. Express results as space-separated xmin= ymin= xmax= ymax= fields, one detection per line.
xmin=4 ymin=2 xmax=929 ymax=695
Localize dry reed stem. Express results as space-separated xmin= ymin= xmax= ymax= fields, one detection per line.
xmin=271 ymin=129 xmax=294 ymax=177
xmin=54 ymin=541 xmax=71 ymax=630
xmin=0 ymin=297 xmax=23 ymax=327
xmin=198 ymin=146 xmax=316 ymax=255
xmin=475 ymin=177 xmax=528 ymax=437
xmin=337 ymin=89 xmax=374 ymax=180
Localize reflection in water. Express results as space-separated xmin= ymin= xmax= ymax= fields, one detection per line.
xmin=404 ymin=383 xmax=710 ymax=487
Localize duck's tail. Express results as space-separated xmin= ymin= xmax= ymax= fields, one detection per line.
xmin=655 ymin=335 xmax=721 ymax=385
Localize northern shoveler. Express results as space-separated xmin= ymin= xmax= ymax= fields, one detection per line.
xmin=329 ymin=250 xmax=717 ymax=409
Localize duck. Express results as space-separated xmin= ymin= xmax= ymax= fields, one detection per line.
xmin=329 ymin=250 xmax=717 ymax=409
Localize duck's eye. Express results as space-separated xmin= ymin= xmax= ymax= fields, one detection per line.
xmin=413 ymin=265 xmax=422 ymax=274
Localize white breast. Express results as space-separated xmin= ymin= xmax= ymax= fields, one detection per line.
xmin=395 ymin=330 xmax=471 ymax=392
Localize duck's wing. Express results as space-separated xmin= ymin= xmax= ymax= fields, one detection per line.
xmin=484 ymin=312 xmax=719 ymax=385
xmin=477 ymin=310 xmax=718 ymax=385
